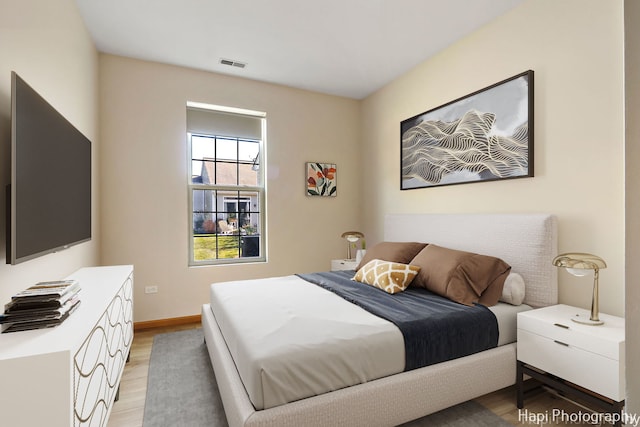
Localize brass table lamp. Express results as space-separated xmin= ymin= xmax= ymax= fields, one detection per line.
xmin=553 ymin=252 xmax=607 ymax=325
xmin=341 ymin=231 xmax=364 ymax=260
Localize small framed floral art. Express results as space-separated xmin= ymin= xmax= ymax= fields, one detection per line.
xmin=306 ymin=162 xmax=337 ymax=197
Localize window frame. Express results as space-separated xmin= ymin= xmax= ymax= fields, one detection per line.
xmin=187 ymin=108 xmax=266 ymax=267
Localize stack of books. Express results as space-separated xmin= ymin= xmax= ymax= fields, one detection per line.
xmin=0 ymin=280 xmax=81 ymax=333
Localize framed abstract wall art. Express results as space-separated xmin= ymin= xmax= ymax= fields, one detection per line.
xmin=400 ymin=70 xmax=534 ymax=190
xmin=306 ymin=162 xmax=337 ymax=196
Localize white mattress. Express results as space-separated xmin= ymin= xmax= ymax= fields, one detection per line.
xmin=489 ymin=302 xmax=532 ymax=346
xmin=209 ymin=275 xmax=530 ymax=411
xmin=209 ymin=275 xmax=404 ymax=410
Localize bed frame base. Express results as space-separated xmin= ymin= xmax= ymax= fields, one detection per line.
xmin=203 ymin=304 xmax=516 ymax=427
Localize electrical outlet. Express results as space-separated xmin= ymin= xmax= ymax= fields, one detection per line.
xmin=145 ymin=285 xmax=158 ymax=294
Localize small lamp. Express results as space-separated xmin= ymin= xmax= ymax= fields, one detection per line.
xmin=341 ymin=231 xmax=364 ymax=260
xmin=552 ymin=252 xmax=607 ymax=326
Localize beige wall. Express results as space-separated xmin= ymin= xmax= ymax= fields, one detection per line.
xmin=625 ymin=0 xmax=639 ymax=415
xmin=99 ymin=55 xmax=361 ymax=321
xmin=0 ymin=0 xmax=100 ymax=304
xmin=360 ymin=0 xmax=625 ymax=317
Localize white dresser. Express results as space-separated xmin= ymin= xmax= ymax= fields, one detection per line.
xmin=516 ymin=304 xmax=625 ymax=421
xmin=0 ymin=265 xmax=134 ymax=427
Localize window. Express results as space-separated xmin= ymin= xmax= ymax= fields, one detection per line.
xmin=187 ymin=104 xmax=266 ymax=265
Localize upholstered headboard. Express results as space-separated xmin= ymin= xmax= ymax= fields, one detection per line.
xmin=384 ymin=213 xmax=558 ymax=307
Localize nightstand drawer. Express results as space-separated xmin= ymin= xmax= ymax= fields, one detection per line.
xmin=517 ymin=316 xmax=619 ymax=359
xmin=517 ymin=305 xmax=624 ymax=360
xmin=518 ymin=329 xmax=624 ymax=401
xmin=331 ymin=259 xmax=358 ymax=271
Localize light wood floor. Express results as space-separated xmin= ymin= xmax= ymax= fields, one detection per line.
xmin=108 ymin=322 xmax=593 ymax=427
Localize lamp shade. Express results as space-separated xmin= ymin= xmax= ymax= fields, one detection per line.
xmin=341 ymin=231 xmax=364 ymax=241
xmin=552 ymin=253 xmax=607 ymax=271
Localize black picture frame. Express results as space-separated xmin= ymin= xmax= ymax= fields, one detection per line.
xmin=400 ymin=70 xmax=534 ymax=190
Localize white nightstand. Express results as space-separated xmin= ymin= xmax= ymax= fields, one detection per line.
xmin=516 ymin=304 xmax=625 ymax=424
xmin=331 ymin=259 xmax=358 ymax=271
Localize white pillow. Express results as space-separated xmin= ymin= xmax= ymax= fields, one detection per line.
xmin=500 ymin=272 xmax=525 ymax=305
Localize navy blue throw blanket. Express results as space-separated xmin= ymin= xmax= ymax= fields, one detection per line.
xmin=297 ymin=270 xmax=499 ymax=371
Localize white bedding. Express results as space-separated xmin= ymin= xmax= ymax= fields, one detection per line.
xmin=209 ymin=275 xmax=404 ymax=410
xmin=209 ymin=274 xmax=530 ymax=410
xmin=490 ymin=301 xmax=532 ymax=346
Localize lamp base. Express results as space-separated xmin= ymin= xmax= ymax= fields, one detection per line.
xmin=571 ymin=313 xmax=604 ymax=326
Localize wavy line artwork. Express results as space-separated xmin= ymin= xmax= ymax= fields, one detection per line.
xmin=402 ymin=109 xmax=528 ymax=186
xmin=400 ymin=70 xmax=533 ymax=189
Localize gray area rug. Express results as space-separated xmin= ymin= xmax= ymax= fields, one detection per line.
xmin=143 ymin=328 xmax=513 ymax=427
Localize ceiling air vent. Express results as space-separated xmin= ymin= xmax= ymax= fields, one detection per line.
xmin=220 ymin=59 xmax=246 ymax=69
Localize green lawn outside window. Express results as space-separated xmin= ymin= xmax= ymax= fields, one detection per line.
xmin=193 ymin=235 xmax=240 ymax=260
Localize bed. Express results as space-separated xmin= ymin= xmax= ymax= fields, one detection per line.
xmin=202 ymin=213 xmax=558 ymax=427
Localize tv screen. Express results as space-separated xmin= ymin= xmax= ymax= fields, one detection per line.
xmin=7 ymin=72 xmax=91 ymax=265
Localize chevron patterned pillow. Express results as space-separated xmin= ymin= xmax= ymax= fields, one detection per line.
xmin=353 ymin=259 xmax=420 ymax=294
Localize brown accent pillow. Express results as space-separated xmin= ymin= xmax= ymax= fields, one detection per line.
xmin=356 ymin=241 xmax=427 ymax=271
xmin=409 ymin=244 xmax=511 ymax=306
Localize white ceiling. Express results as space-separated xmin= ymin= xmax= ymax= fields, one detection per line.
xmin=74 ymin=0 xmax=524 ymax=100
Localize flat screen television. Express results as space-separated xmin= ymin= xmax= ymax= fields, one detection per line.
xmin=6 ymin=72 xmax=91 ymax=265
